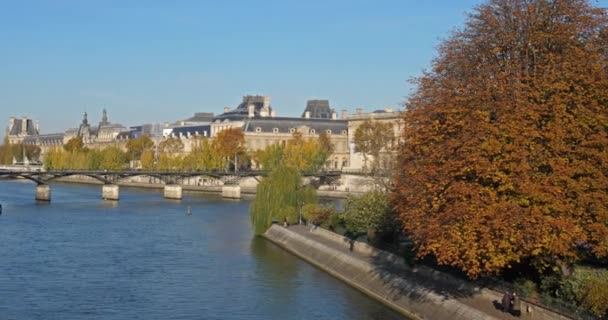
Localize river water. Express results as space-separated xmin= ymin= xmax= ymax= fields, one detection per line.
xmin=0 ymin=181 xmax=404 ymax=320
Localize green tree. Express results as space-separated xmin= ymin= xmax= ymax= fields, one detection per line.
xmin=394 ymin=0 xmax=608 ymax=278
xmin=140 ymin=149 xmax=155 ymax=170
xmin=100 ymin=145 xmax=127 ymax=170
xmin=344 ymin=190 xmax=397 ymax=242
xmin=253 ymin=143 xmax=284 ymax=171
xmin=250 ymin=165 xmax=318 ymax=235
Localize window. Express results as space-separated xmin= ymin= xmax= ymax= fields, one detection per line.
xmin=289 ymin=128 xmax=295 ymax=133
xmin=326 ymin=129 xmax=332 ymax=135
xmin=273 ymin=128 xmax=279 ymax=133
xmin=310 ymin=129 xmax=316 ymax=134
xmin=341 ymin=130 xmax=347 ymax=135
xmin=255 ymin=127 xmax=261 ymax=133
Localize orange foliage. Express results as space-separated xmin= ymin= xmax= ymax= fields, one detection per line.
xmin=393 ymin=0 xmax=608 ymax=278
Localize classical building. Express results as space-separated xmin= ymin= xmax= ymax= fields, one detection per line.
xmin=345 ymin=107 xmax=403 ymax=171
xmin=210 ymin=95 xmax=350 ymax=169
xmin=6 ymin=117 xmax=38 ymax=144
xmin=6 ymin=117 xmax=63 ymax=160
xmin=64 ymin=109 xmax=129 ymax=145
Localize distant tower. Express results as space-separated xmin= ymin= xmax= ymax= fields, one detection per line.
xmin=101 ymin=109 xmax=109 ymax=125
xmin=82 ymin=112 xmax=88 ymax=125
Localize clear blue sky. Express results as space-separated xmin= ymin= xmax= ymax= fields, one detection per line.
xmin=5 ymin=0 xmax=594 ymax=134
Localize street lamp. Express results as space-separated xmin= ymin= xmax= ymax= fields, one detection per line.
xmin=299 ymin=201 xmax=304 ymax=225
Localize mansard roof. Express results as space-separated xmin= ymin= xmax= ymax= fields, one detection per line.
xmin=183 ymin=112 xmax=214 ymax=123
xmin=171 ymin=125 xmax=211 ymax=137
xmin=301 ymin=100 xmax=334 ymax=119
xmin=242 ymin=117 xmax=347 ymax=134
xmin=9 ymin=118 xmax=37 ymax=136
xmin=22 ymin=133 xmax=64 ymax=145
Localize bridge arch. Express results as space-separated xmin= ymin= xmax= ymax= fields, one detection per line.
xmin=44 ymin=173 xmax=112 ymax=184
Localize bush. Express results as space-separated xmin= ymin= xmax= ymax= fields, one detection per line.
xmin=560 ymin=267 xmax=608 ymax=318
xmin=514 ymin=278 xmax=538 ymax=299
xmin=343 ymin=190 xmax=397 ymax=241
xmin=302 ymin=204 xmax=335 ymax=226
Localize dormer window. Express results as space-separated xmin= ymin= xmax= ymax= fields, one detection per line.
xmin=341 ymin=130 xmax=347 ymax=135
xmin=273 ymin=128 xmax=279 ymax=133
xmin=310 ymin=129 xmax=316 ymax=134
xmin=289 ymin=128 xmax=295 ymax=133
xmin=326 ymin=129 xmax=332 ymax=135
xmin=255 ymin=127 xmax=262 ymax=133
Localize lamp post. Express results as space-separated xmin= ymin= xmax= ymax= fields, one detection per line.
xmin=299 ymin=201 xmax=304 ymax=225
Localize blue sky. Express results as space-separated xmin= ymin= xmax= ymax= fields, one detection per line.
xmin=4 ymin=0 xmax=598 ymax=134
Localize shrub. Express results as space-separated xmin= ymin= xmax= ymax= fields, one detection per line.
xmin=302 ymin=204 xmax=335 ymax=226
xmin=560 ymin=267 xmax=608 ymax=318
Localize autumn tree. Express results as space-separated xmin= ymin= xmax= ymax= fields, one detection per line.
xmin=182 ymin=136 xmax=224 ymax=171
xmin=140 ymin=149 xmax=155 ymax=170
xmin=253 ymin=143 xmax=284 ymax=171
xmin=318 ymin=131 xmax=335 ymax=168
xmin=213 ymin=128 xmax=245 ymax=172
xmin=354 ymin=120 xmax=395 ymax=171
xmin=158 ymin=137 xmax=184 ymax=154
xmin=125 ymin=135 xmax=154 ymax=160
xmin=64 ymin=137 xmax=84 ymax=152
xmin=394 ymin=0 xmax=608 ymax=278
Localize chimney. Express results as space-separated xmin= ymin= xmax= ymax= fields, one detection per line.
xmin=356 ymin=108 xmax=363 ymax=115
xmin=223 ymin=107 xmax=230 ymax=113
xmin=204 ymin=130 xmax=208 ymax=137
xmin=248 ymin=104 xmax=255 ymax=118
xmin=21 ymin=117 xmax=28 ymax=134
xmin=9 ymin=117 xmax=14 ymax=131
xmin=331 ymin=111 xmax=337 ymax=120
xmin=35 ymin=120 xmax=40 ymax=134
xmin=304 ymin=111 xmax=310 ymax=119
xmin=270 ymin=110 xmax=276 ymax=117
xmin=384 ymin=106 xmax=393 ymax=113
xmin=341 ymin=110 xmax=348 ymax=119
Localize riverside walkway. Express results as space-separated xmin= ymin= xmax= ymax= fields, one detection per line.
xmin=269 ymin=224 xmax=572 ymax=320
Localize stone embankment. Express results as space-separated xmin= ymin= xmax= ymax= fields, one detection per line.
xmin=263 ymin=224 xmax=573 ymax=320
xmin=50 ymin=175 xmax=362 ymax=199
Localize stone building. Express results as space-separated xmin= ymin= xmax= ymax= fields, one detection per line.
xmin=6 ymin=117 xmax=38 ymax=144
xmin=210 ymin=95 xmax=350 ymax=169
xmin=345 ymin=107 xmax=403 ymax=171
xmin=63 ymin=109 xmax=129 ymax=145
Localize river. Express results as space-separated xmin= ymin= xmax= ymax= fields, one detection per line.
xmin=0 ymin=181 xmax=404 ymax=320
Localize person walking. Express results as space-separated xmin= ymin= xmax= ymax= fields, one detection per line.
xmin=501 ymin=291 xmax=511 ymax=313
xmin=511 ymin=292 xmax=521 ymax=317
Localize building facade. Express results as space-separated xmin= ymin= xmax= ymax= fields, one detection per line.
xmin=346 ymin=107 xmax=403 ymax=171
xmin=209 ymin=95 xmax=350 ymax=169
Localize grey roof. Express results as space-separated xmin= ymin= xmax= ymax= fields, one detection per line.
xmin=301 ymin=100 xmax=334 ymax=119
xmin=22 ymin=133 xmax=64 ymax=145
xmin=172 ymin=125 xmax=211 ymax=137
xmin=183 ymin=112 xmax=214 ymax=123
xmin=243 ymin=117 xmax=347 ymax=134
xmin=213 ymin=96 xmax=273 ymax=121
xmin=9 ymin=118 xmax=37 ymax=136
xmin=116 ymin=131 xmax=136 ymax=140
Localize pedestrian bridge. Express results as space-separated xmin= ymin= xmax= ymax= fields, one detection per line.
xmin=0 ymin=169 xmax=344 ymax=201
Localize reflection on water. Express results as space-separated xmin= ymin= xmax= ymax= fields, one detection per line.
xmin=0 ymin=181 xmax=405 ymax=320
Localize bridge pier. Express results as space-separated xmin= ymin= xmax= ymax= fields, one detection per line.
xmin=35 ymin=184 xmax=51 ymax=202
xmin=164 ymin=185 xmax=182 ymax=200
xmin=222 ymin=185 xmax=241 ymax=199
xmin=102 ymin=184 xmax=120 ymax=201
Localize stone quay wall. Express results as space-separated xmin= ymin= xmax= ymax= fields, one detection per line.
xmin=263 ymin=224 xmax=574 ymax=320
